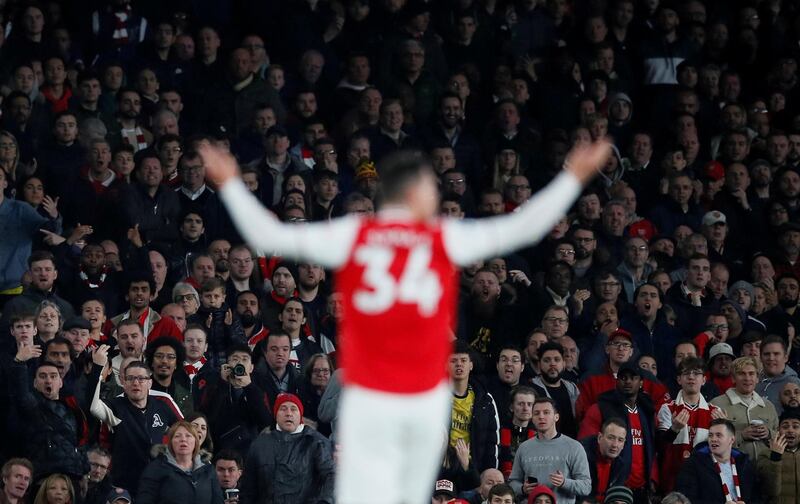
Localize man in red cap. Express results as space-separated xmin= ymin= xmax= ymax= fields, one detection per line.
xmin=240 ymin=392 xmax=335 ymax=503
xmin=576 ymin=329 xmax=669 ymax=420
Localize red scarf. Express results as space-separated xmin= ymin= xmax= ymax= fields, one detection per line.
xmin=712 ymin=455 xmax=740 ymax=502
xmin=112 ymin=6 xmax=132 ymax=45
xmin=80 ymin=265 xmax=109 ymax=289
xmin=184 ymin=357 xmax=207 ymax=381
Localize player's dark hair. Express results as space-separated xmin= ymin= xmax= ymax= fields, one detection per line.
xmin=377 ymin=149 xmax=433 ymax=203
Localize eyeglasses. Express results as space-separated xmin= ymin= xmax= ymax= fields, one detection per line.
xmin=499 ymin=356 xmax=522 ymax=364
xmin=707 ymin=324 xmax=729 ymax=331
xmin=445 ymin=178 xmax=465 ymax=185
xmin=607 ymin=342 xmax=632 ymax=349
xmin=543 ymin=316 xmax=568 ymax=324
xmin=175 ymin=294 xmax=196 ymax=302
xmin=627 ymin=245 xmax=648 ymax=252
xmin=312 ymin=368 xmax=331 ymax=375
xmin=557 ymin=249 xmax=576 ymax=256
xmin=125 ymin=376 xmax=151 ymax=383
xmin=153 ymin=353 xmax=177 ymax=361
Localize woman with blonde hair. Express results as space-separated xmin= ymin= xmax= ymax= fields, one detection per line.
xmin=137 ymin=421 xmax=223 ymax=504
xmin=33 ymin=473 xmax=74 ymax=504
xmin=489 ymin=143 xmax=521 ymax=191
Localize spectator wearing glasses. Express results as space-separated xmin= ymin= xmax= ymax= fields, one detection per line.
xmin=87 ymin=347 xmax=182 ymax=494
xmin=617 ymin=237 xmax=653 ymax=304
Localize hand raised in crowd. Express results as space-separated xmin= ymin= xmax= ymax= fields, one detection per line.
xmin=41 ymin=195 xmax=59 ymax=218
xmin=127 ymin=224 xmax=143 ymax=248
xmin=670 ymin=409 xmax=691 ymax=433
xmin=509 ymin=269 xmax=532 ymax=287
xmin=572 ymin=289 xmax=591 ymax=316
xmin=92 ymin=344 xmax=110 ymax=368
xmin=454 ymin=439 xmax=470 ymax=470
xmin=15 ymin=341 xmax=42 ymax=362
xmin=39 ymin=228 xmax=66 ymax=246
xmin=224 ymin=309 xmax=233 ymax=326
xmin=770 ymin=432 xmax=788 ymax=455
xmin=67 ymin=223 xmax=93 ymax=246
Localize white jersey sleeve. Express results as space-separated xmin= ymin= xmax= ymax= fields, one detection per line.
xmin=657 ymin=402 xmax=674 ymax=431
xmin=219 ymin=179 xmax=360 ymax=268
xmin=441 ymin=171 xmax=582 ymax=266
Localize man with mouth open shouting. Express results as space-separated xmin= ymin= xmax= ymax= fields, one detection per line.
xmin=758 ymin=408 xmax=800 ymax=504
xmin=200 ymin=140 xmax=610 ymax=503
xmin=677 ymin=418 xmax=758 ymax=504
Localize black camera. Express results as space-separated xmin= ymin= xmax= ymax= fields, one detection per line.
xmin=232 ymin=363 xmax=247 ymax=376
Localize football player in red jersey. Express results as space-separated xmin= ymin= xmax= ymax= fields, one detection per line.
xmin=201 ymin=142 xmax=609 ymax=504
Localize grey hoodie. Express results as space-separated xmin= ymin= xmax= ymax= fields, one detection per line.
xmin=756 ymin=365 xmax=800 ymax=414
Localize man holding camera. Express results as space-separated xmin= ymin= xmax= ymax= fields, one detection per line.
xmin=199 ymin=343 xmax=272 ymax=454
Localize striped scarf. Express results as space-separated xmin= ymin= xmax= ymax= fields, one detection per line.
xmin=112 ymin=6 xmax=132 ymax=45
xmin=121 ymin=126 xmax=148 ymax=152
xmin=183 ymin=357 xmax=206 ymax=382
xmin=712 ymin=455 xmax=740 ymax=502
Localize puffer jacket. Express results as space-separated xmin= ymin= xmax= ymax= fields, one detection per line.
xmin=136 ymin=446 xmax=223 ymax=504
xmin=758 ymin=447 xmax=800 ymax=504
xmin=240 ymin=426 xmax=335 ymax=504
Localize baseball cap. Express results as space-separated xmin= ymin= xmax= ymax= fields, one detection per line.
xmin=709 ymin=342 xmax=735 ymax=360
xmin=608 ymin=328 xmax=633 ymax=343
xmin=702 ymin=210 xmax=726 ymax=227
xmin=106 ymin=487 xmax=132 ymax=503
xmin=617 ymin=361 xmax=642 ymax=378
xmin=63 ymin=317 xmax=91 ymax=332
xmin=434 ymin=479 xmax=456 ymax=498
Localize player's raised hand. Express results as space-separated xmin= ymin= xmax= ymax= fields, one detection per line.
xmin=564 ymin=140 xmax=612 ymax=184
xmin=199 ymin=144 xmax=239 ymax=187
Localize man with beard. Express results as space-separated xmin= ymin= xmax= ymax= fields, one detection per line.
xmin=580 ymin=418 xmax=628 ymax=503
xmin=424 ymin=93 xmax=481 ymax=185
xmin=110 ymin=319 xmax=145 ymax=386
xmin=531 ymin=342 xmax=579 ymax=438
xmin=88 ymin=350 xmax=182 ymax=494
xmin=110 ymin=274 xmax=182 ymax=343
xmin=262 ymin=263 xmax=298 ymax=328
xmin=571 ymin=226 xmax=602 ymax=282
xmin=780 ymin=381 xmax=800 ymax=411
xmin=458 ymin=269 xmax=527 ymax=361
xmin=226 ymin=245 xmax=261 ymax=301
xmin=208 ymin=239 xmax=231 ymax=282
xmin=297 ymin=262 xmax=326 ymax=336
xmin=622 ymin=283 xmax=681 ymax=382
xmin=579 ymin=363 xmax=657 ymax=503
xmin=706 ymin=342 xmax=736 ymax=397
xmin=145 ymin=336 xmax=192 ymax=414
xmin=776 ymin=274 xmax=800 ymax=330
xmin=759 ymin=408 xmax=800 ymax=504
xmin=110 ymin=89 xmax=152 ymax=152
xmin=677 ymin=419 xmax=758 ymax=503
xmin=485 ymin=346 xmax=525 ymax=423
xmin=498 ymin=386 xmax=536 ymax=478
xmin=236 ymin=290 xmax=267 ymax=344
xmin=657 ymin=357 xmax=726 ymax=493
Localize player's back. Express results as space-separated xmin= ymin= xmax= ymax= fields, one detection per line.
xmin=336 ymin=217 xmax=458 ymax=393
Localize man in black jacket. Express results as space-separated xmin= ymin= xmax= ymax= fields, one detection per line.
xmin=448 ymin=340 xmax=500 ymax=473
xmin=240 ymin=393 xmax=334 ymax=504
xmin=676 ymin=419 xmax=758 ymax=504
xmin=120 ymin=152 xmax=181 ymax=247
xmin=199 ymin=343 xmax=272 ymax=454
xmin=580 ymin=417 xmax=629 ymax=503
xmin=10 ymin=342 xmax=89 ymax=483
xmin=86 ymin=346 xmax=182 ymax=495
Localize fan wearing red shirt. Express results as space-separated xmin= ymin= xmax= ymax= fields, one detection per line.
xmin=202 ymin=142 xmax=611 ymax=503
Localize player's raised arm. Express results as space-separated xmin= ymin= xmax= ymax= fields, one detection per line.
xmin=443 ymin=140 xmax=611 ymax=266
xmin=200 ymin=145 xmax=359 ymax=268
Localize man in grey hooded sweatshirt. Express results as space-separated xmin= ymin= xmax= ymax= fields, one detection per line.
xmin=756 ymin=335 xmax=800 ymax=414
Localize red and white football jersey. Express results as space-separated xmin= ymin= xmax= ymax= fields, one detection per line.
xmin=336 ymin=218 xmax=458 ymax=393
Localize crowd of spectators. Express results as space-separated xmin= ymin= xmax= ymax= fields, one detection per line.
xmin=3 ymin=0 xmax=800 ymax=503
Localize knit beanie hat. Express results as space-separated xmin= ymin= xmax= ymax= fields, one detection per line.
xmin=604 ymin=486 xmax=633 ymax=504
xmin=728 ymin=280 xmax=755 ymax=302
xmin=273 ymin=393 xmax=304 ymax=420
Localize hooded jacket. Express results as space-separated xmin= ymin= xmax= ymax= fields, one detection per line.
xmin=466 ymin=380 xmax=501 ymax=472
xmin=756 ymin=366 xmax=800 ymax=414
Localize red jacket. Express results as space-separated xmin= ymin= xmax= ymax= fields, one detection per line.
xmin=576 ymin=365 xmax=670 ymax=421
